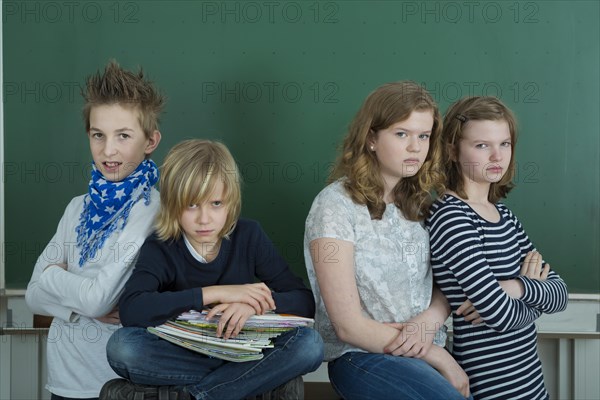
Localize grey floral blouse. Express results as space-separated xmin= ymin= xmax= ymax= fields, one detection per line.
xmin=304 ymin=180 xmax=446 ymax=361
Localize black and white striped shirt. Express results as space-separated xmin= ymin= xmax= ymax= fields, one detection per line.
xmin=426 ymin=195 xmax=568 ymax=400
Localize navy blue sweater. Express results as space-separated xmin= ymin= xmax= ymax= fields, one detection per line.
xmin=119 ymin=218 xmax=315 ymax=327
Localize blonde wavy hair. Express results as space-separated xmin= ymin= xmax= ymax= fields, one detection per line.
xmin=441 ymin=96 xmax=517 ymax=203
xmin=155 ymin=139 xmax=242 ymax=241
xmin=329 ymin=81 xmax=444 ymax=221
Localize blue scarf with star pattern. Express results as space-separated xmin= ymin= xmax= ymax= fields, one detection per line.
xmin=75 ymin=159 xmax=159 ymax=267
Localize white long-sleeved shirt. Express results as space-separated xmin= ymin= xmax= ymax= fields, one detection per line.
xmin=25 ymin=187 xmax=159 ymax=398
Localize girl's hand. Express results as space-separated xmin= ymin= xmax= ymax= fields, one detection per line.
xmin=383 ymin=313 xmax=439 ymax=358
xmin=520 ymin=251 xmax=550 ymax=281
xmin=204 ymin=283 xmax=275 ymax=315
xmin=95 ymin=307 xmax=120 ymax=325
xmin=435 ymin=352 xmax=471 ymax=398
xmin=208 ymin=302 xmax=255 ymax=339
xmin=424 ymin=346 xmax=470 ymax=398
xmin=456 ymin=299 xmax=483 ymax=325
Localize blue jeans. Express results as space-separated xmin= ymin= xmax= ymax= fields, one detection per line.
xmin=106 ymin=326 xmax=323 ymax=400
xmin=328 ymin=352 xmax=473 ymax=400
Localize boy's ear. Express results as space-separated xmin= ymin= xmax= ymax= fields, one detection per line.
xmin=145 ymin=130 xmax=162 ymax=155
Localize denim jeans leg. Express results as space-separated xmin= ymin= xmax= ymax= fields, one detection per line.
xmin=187 ymin=327 xmax=323 ymax=400
xmin=328 ymin=352 xmax=472 ymax=400
xmin=106 ymin=327 xmax=226 ymax=386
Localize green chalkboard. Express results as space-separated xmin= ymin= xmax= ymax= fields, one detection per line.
xmin=3 ymin=1 xmax=599 ymax=292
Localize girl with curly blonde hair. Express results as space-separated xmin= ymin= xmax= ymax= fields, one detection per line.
xmin=304 ymin=81 xmax=471 ymax=399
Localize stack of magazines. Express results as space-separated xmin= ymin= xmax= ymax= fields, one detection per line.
xmin=147 ymin=310 xmax=314 ymax=362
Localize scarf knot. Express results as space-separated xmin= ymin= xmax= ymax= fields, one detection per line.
xmin=75 ymin=159 xmax=159 ymax=267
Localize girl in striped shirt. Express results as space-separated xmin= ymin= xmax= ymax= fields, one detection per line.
xmin=426 ymin=97 xmax=568 ymax=399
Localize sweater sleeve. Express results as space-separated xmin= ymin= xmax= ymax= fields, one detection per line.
xmin=507 ymin=210 xmax=568 ymax=313
xmin=29 ymin=195 xmax=158 ymax=319
xmin=118 ymin=238 xmax=204 ymax=327
xmin=25 ymin=198 xmax=79 ymax=322
xmin=250 ymin=222 xmax=315 ymax=318
xmin=428 ymin=205 xmax=541 ymax=332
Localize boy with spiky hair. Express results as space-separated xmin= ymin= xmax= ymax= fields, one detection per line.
xmin=26 ymin=60 xmax=164 ymax=399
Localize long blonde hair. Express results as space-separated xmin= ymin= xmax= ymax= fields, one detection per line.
xmin=330 ymin=81 xmax=444 ymax=221
xmin=155 ymin=139 xmax=242 ymax=241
